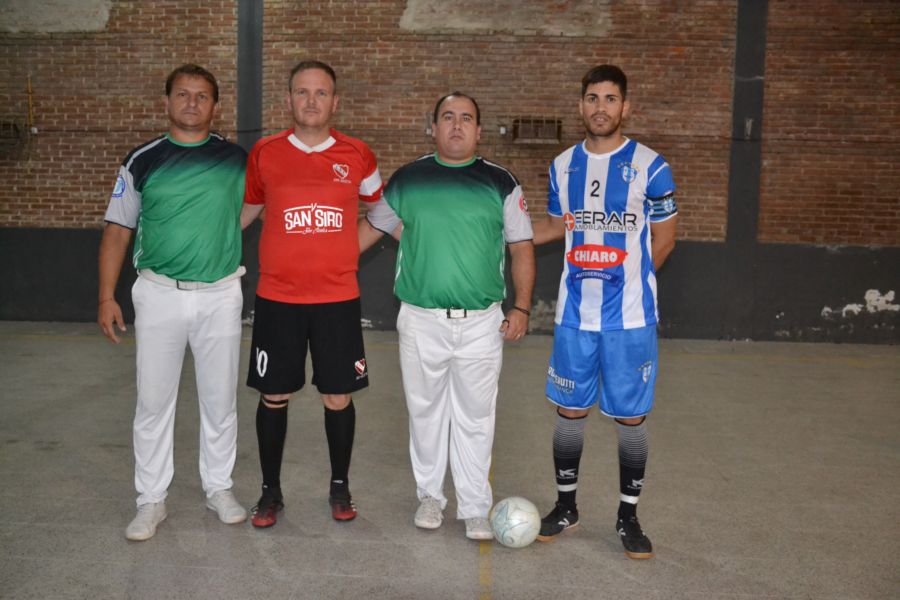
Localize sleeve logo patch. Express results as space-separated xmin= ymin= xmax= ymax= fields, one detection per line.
xmin=112 ymin=175 xmax=126 ymax=198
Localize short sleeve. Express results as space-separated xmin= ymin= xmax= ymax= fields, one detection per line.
xmin=366 ymin=196 xmax=400 ymax=234
xmin=503 ymin=184 xmax=533 ymax=243
xmin=103 ymin=164 xmax=141 ymax=229
xmin=243 ymin=142 xmax=265 ymax=205
xmin=358 ymin=144 xmax=384 ymax=203
xmin=547 ymin=161 xmax=562 ymax=217
xmin=645 ymin=156 xmax=677 ymax=222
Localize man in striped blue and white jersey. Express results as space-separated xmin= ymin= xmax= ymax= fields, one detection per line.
xmin=532 ymin=65 xmax=677 ymax=559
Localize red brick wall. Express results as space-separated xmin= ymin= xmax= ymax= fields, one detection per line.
xmin=261 ymin=0 xmax=735 ymax=242
xmin=0 ymin=1 xmax=239 ymax=228
xmin=2 ymin=1 xmax=895 ymax=247
xmin=759 ymin=0 xmax=900 ymax=245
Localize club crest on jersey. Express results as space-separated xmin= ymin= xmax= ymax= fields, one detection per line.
xmin=566 ymin=244 xmax=627 ymax=269
xmin=112 ymin=175 xmax=126 ymax=198
xmin=354 ymin=358 xmax=367 ymax=378
xmin=619 ymin=161 xmax=639 ymax=183
xmin=283 ymin=203 xmax=344 ymax=235
xmin=332 ymin=163 xmax=350 ymax=183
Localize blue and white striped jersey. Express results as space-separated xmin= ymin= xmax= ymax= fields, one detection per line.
xmin=548 ymin=138 xmax=677 ymax=332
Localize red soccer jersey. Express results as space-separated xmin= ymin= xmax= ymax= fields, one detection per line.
xmin=245 ymin=128 xmax=383 ymax=303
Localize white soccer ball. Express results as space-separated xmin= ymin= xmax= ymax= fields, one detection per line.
xmin=489 ymin=496 xmax=541 ymax=548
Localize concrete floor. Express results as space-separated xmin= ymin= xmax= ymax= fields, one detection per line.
xmin=0 ymin=321 xmax=898 ymax=600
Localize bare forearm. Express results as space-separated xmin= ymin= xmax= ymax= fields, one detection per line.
xmin=509 ymin=241 xmax=536 ymax=310
xmin=97 ymin=223 xmax=132 ymax=343
xmin=240 ymin=203 xmax=264 ymax=230
xmin=98 ymin=223 xmax=132 ymax=301
xmin=650 ymin=216 xmax=678 ymax=271
xmin=358 ymin=217 xmax=386 ymax=253
xmin=652 ymin=238 xmax=675 ymax=270
xmin=532 ymin=215 xmax=565 ymax=245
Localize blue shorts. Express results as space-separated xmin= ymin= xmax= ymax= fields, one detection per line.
xmin=545 ymin=324 xmax=658 ymax=418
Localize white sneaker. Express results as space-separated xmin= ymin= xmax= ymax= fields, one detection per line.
xmin=414 ymin=496 xmax=443 ymax=529
xmin=465 ymin=517 xmax=493 ymax=540
xmin=125 ymin=501 xmax=167 ymax=541
xmin=206 ymin=490 xmax=247 ymax=524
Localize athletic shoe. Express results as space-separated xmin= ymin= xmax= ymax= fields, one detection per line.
xmin=536 ymin=501 xmax=579 ymax=541
xmin=465 ymin=517 xmax=493 ymax=540
xmin=250 ymin=485 xmax=284 ymax=528
xmin=414 ymin=496 xmax=443 ymax=529
xmin=205 ymin=490 xmax=247 ymax=524
xmin=125 ymin=501 xmax=167 ymax=541
xmin=329 ymin=490 xmax=358 ymax=521
xmin=616 ymin=516 xmax=653 ymax=559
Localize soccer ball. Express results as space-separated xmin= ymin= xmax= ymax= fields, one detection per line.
xmin=489 ymin=496 xmax=541 ymax=548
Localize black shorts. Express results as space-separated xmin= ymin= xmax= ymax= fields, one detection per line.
xmin=247 ymin=295 xmax=369 ymax=395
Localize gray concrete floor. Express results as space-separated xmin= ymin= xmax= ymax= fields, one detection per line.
xmin=0 ymin=321 xmax=898 ymax=600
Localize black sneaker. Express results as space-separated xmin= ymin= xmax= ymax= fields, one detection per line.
xmin=616 ymin=516 xmax=653 ymax=559
xmin=536 ymin=502 xmax=579 ymax=542
xmin=251 ymin=485 xmax=284 ymax=528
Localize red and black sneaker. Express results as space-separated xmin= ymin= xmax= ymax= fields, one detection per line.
xmin=329 ymin=490 xmax=357 ymax=522
xmin=251 ymin=485 xmax=284 ymax=528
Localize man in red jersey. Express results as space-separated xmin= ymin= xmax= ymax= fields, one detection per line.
xmin=240 ymin=60 xmax=383 ymax=528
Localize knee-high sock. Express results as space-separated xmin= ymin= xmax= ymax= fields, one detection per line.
xmin=256 ymin=396 xmax=288 ymax=489
xmin=616 ymin=418 xmax=648 ymax=519
xmin=324 ymin=400 xmax=355 ymax=494
xmin=553 ymin=411 xmax=587 ymax=509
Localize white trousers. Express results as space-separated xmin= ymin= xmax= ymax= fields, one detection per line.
xmin=131 ymin=274 xmax=243 ymax=506
xmin=397 ymin=302 xmax=504 ymax=519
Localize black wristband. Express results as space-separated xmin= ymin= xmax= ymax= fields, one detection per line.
xmin=512 ymin=306 xmax=531 ymax=317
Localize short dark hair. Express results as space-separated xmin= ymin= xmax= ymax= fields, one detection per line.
xmin=433 ymin=91 xmax=481 ymax=125
xmin=165 ymin=64 xmax=219 ymax=102
xmin=289 ymin=60 xmax=337 ymax=91
xmin=581 ymin=65 xmax=627 ymax=99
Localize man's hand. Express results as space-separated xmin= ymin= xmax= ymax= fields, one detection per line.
xmin=97 ymin=222 xmax=133 ymax=344
xmin=502 ymin=239 xmax=535 ymax=342
xmin=98 ymin=298 xmax=126 ymax=343
xmin=499 ymin=308 xmax=529 ymax=341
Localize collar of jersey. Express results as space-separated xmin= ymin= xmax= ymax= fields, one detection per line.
xmin=289 ymin=133 xmax=336 ymax=154
xmin=580 ymin=137 xmax=630 ymax=159
xmin=165 ymin=133 xmax=211 ymax=147
xmin=433 ymin=153 xmax=478 ymax=168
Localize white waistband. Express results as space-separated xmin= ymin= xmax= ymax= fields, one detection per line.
xmin=138 ymin=266 xmax=245 ymax=290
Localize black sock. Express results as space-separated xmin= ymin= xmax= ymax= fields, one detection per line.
xmin=616 ymin=418 xmax=648 ymax=520
xmin=256 ymin=395 xmax=288 ymax=490
xmin=324 ymin=400 xmax=355 ymax=495
xmin=553 ymin=411 xmax=587 ymax=510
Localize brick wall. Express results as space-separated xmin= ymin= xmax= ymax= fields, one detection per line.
xmin=1 ymin=0 xmax=897 ymax=247
xmin=759 ymin=0 xmax=900 ymax=245
xmin=261 ymin=0 xmax=735 ymax=241
xmin=0 ymin=1 xmax=239 ymax=228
